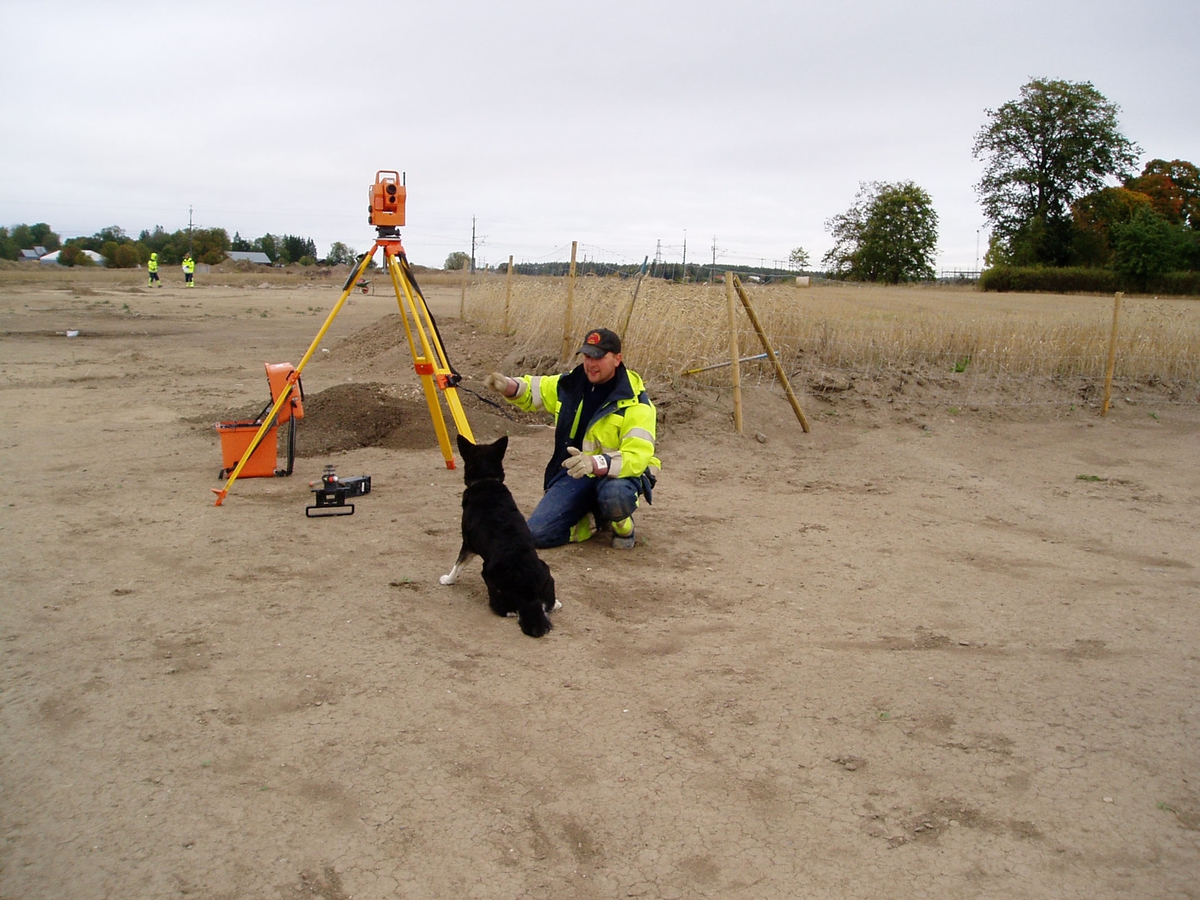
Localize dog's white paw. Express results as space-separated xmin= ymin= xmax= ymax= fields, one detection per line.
xmin=552 ymin=598 xmax=562 ymax=612
xmin=438 ymin=574 xmax=456 ymax=585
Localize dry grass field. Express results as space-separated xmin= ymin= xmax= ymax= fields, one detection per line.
xmin=464 ymin=273 xmax=1200 ymax=391
xmin=1 ymin=264 xmax=1198 ymax=899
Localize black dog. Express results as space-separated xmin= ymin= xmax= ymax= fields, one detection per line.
xmin=439 ymin=434 xmax=559 ymax=637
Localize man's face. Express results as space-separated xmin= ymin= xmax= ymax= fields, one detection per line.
xmin=583 ymin=351 xmax=621 ymax=384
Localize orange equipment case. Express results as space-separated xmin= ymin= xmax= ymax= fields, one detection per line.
xmin=215 ymin=362 xmax=303 ymax=478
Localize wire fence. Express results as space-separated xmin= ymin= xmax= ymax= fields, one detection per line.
xmin=458 ymin=274 xmax=1200 ymax=409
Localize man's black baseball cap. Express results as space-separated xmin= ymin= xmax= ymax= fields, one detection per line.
xmin=577 ymin=328 xmax=622 ymax=358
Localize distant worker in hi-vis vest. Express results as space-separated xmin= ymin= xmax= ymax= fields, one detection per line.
xmin=182 ymin=254 xmax=195 ymax=288
xmin=147 ymin=252 xmax=161 ymax=287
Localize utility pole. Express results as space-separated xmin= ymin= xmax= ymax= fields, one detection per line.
xmin=188 ymin=205 xmax=194 ymax=255
xmin=682 ymin=229 xmax=687 ymax=282
xmin=470 ymin=216 xmax=476 ymax=274
xmin=710 ymin=236 xmax=718 ymax=284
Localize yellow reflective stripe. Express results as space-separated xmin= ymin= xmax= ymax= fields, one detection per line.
xmin=607 ymin=452 xmax=623 ymax=477
xmin=624 ymin=426 xmax=654 ymax=443
xmin=529 ymin=376 xmax=545 ymax=410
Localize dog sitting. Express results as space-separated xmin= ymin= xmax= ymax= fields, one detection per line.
xmin=439 ymin=434 xmax=559 ymax=637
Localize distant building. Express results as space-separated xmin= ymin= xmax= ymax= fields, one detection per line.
xmin=18 ymin=246 xmax=47 ymax=261
xmin=38 ymin=250 xmax=106 ymax=266
xmin=226 ymin=251 xmax=272 ymax=265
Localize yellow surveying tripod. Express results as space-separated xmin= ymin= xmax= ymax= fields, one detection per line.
xmin=213 ymin=170 xmax=475 ymax=506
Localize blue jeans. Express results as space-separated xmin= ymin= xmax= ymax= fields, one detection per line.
xmin=527 ymin=470 xmax=642 ymax=548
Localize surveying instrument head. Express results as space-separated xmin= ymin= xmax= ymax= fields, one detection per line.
xmin=369 ymin=170 xmax=406 ymax=237
xmin=213 ymin=168 xmax=475 ymax=505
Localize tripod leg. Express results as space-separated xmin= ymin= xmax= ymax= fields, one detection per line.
xmin=420 ymin=368 xmax=456 ymax=467
xmin=385 ymin=250 xmax=461 ymax=467
xmin=441 ymin=389 xmax=475 ymax=443
xmin=394 ymin=255 xmax=476 ymax=443
xmin=213 ymin=246 xmax=378 ymax=505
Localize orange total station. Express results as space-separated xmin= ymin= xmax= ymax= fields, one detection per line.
xmin=368 ymin=170 xmax=406 ymax=228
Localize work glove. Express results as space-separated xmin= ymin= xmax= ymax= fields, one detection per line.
xmin=484 ymin=372 xmax=514 ymax=397
xmin=562 ymin=446 xmax=609 ymax=479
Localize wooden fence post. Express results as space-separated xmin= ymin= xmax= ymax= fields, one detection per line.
xmin=504 ymin=255 xmax=514 ymax=335
xmin=732 ymin=274 xmax=810 ymax=433
xmin=459 ymin=255 xmax=469 ymax=318
xmin=1101 ymin=291 xmax=1123 ymax=417
xmin=619 ymin=255 xmax=649 ymax=335
xmin=726 ymin=272 xmax=743 ymax=434
xmin=561 ymin=240 xmax=578 ymax=362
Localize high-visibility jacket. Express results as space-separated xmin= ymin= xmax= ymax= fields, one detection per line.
xmin=147 ymin=256 xmax=158 ymax=273
xmin=508 ymin=363 xmax=661 ymax=491
xmin=182 ymin=257 xmax=195 ymax=273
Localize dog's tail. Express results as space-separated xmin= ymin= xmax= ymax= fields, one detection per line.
xmin=517 ymin=600 xmax=553 ymax=638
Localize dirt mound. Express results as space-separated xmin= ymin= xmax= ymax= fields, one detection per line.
xmin=297 ymin=382 xmax=435 ymax=455
xmin=211 ymin=259 xmax=259 ymax=273
xmin=295 ymin=380 xmax=539 ymax=457
xmin=325 ymin=314 xmax=410 ymax=365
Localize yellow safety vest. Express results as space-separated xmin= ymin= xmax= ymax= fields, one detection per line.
xmin=508 ymin=364 xmax=661 ymax=488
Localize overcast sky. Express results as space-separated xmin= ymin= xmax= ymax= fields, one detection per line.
xmin=2 ymin=0 xmax=1196 ymax=272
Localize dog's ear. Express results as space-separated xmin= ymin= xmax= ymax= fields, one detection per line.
xmin=456 ymin=433 xmax=474 ymax=455
xmin=493 ymin=434 xmax=509 ymax=457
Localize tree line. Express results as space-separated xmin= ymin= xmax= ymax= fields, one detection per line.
xmin=0 ymin=223 xmax=357 ymax=269
xmin=0 ymin=223 xmax=62 ymax=258
xmin=10 ymin=79 xmax=1197 ymax=290
xmin=787 ymin=78 xmax=1198 ymax=288
xmin=447 ymin=252 xmax=795 ymax=283
xmin=974 ymin=79 xmax=1198 ymax=291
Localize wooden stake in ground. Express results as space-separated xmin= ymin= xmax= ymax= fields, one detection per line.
xmin=726 ymin=272 xmax=743 ymax=434
xmin=459 ymin=255 xmax=469 ymax=318
xmin=561 ymin=240 xmax=578 ymax=363
xmin=503 ymin=255 xmax=514 ymax=335
xmin=1101 ymin=291 xmax=1123 ymax=417
xmin=733 ymin=274 xmax=810 ymax=432
xmin=618 ymin=255 xmax=649 ymax=335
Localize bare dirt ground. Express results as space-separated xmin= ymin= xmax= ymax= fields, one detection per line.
xmin=2 ymin=270 xmax=1198 ymax=899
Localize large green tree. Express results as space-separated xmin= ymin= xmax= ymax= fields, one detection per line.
xmin=325 ymin=242 xmax=356 ymax=266
xmin=6 ymin=222 xmax=61 ymax=254
xmin=279 ymin=234 xmax=317 ymax=265
xmin=973 ymin=78 xmax=1140 ymax=266
xmin=1111 ymin=206 xmax=1187 ymax=289
xmin=822 ymin=181 xmax=939 ymax=283
xmin=190 ymin=228 xmax=231 ymax=265
xmin=254 ymin=234 xmax=278 ymax=262
xmin=1128 ymin=159 xmax=1200 ymax=229
xmin=1070 ymin=186 xmax=1153 ymax=267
